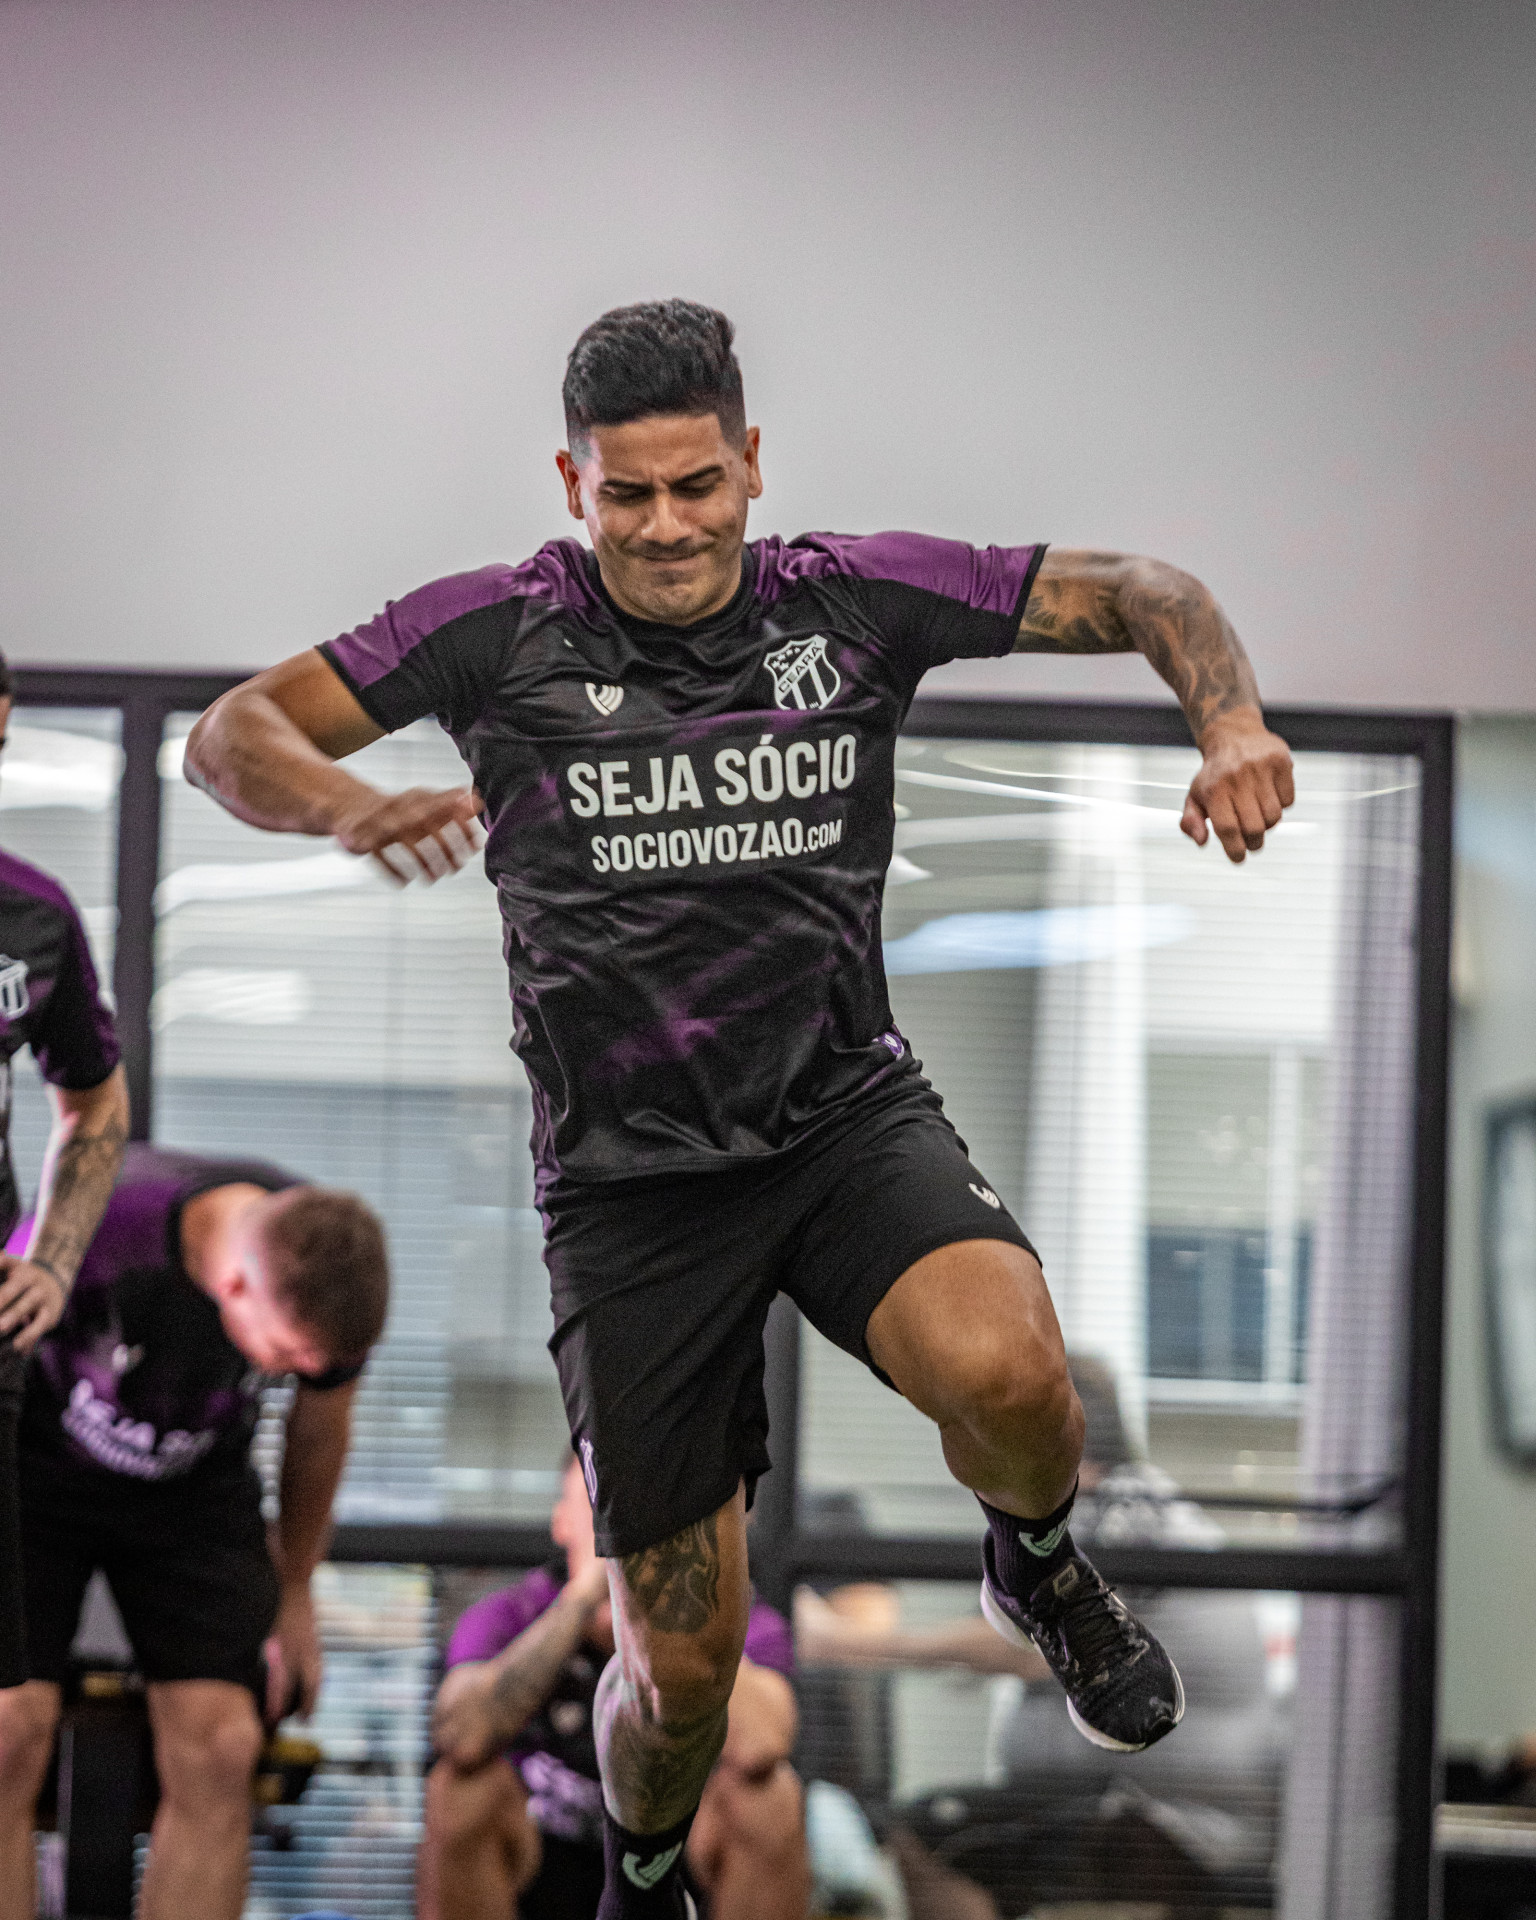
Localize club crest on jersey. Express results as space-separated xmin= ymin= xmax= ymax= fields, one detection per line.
xmin=0 ymin=958 xmax=29 ymax=1022
xmin=763 ymin=634 xmax=842 ymax=711
xmin=585 ymin=682 xmax=624 ymax=717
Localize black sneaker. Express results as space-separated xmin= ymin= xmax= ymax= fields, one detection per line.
xmin=980 ymin=1535 xmax=1185 ymax=1751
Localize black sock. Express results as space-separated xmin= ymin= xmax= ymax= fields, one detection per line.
xmin=979 ymin=1483 xmax=1078 ymax=1593
xmin=597 ymin=1805 xmax=697 ymax=1919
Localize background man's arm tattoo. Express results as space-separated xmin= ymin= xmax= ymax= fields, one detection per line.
xmin=30 ymin=1110 xmax=128 ymax=1296
xmin=620 ymin=1514 xmax=721 ymax=1633
xmin=483 ymin=1586 xmax=602 ymax=1740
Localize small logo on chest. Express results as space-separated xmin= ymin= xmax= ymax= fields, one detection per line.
xmin=585 ymin=682 xmax=624 ymax=717
xmin=0 ymin=957 xmax=29 ymax=1022
xmin=763 ymin=634 xmax=842 ymax=711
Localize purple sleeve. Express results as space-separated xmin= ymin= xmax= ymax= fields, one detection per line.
xmin=319 ymin=543 xmax=601 ymax=737
xmin=446 ymin=1567 xmax=563 ymax=1668
xmin=757 ymin=532 xmax=1046 ymax=672
xmin=743 ymin=1600 xmax=794 ymax=1677
xmin=29 ymin=890 xmax=121 ymax=1091
xmin=319 ymin=565 xmax=521 ymax=736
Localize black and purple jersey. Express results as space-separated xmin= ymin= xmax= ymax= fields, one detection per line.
xmin=321 ymin=532 xmax=1044 ymax=1191
xmin=0 ymin=849 xmax=120 ymax=1240
xmin=12 ymin=1144 xmax=360 ymax=1492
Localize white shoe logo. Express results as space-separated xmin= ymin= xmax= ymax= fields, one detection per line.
xmin=586 ymin=682 xmax=624 ymax=717
xmin=622 ymin=1843 xmax=682 ymax=1889
xmin=969 ymin=1182 xmax=1001 ymax=1209
xmin=1021 ymin=1517 xmax=1070 ymax=1558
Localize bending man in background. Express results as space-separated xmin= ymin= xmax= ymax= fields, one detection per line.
xmin=0 ymin=1143 xmax=390 ymax=1920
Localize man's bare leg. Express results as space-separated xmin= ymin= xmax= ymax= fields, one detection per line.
xmin=867 ymin=1239 xmax=1082 ymax=1520
xmin=141 ymin=1681 xmax=262 ymax=1920
xmin=418 ymin=1754 xmax=540 ymax=1920
xmin=868 ymin=1238 xmax=1183 ymax=1753
xmin=0 ymin=1682 xmax=60 ymax=1920
xmin=593 ymin=1485 xmax=750 ymax=1914
xmin=688 ymin=1757 xmax=809 ymax=1920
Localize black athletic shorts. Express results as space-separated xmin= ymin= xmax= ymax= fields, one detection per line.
xmin=544 ymin=1072 xmax=1036 ymax=1558
xmin=20 ymin=1457 xmax=280 ymax=1695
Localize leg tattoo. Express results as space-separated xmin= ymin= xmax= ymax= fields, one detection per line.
xmin=596 ymin=1513 xmax=735 ymax=1832
xmin=619 ymin=1515 xmax=720 ymax=1633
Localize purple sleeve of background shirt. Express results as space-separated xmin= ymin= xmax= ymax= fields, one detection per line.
xmin=743 ymin=1599 xmax=794 ymax=1677
xmin=446 ymin=1566 xmax=564 ymax=1667
xmin=0 ymin=856 xmax=120 ymax=1089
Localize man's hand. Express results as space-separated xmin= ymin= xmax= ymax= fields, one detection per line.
xmin=184 ymin=651 xmax=485 ymax=884
xmin=328 ymin=783 xmax=485 ymax=884
xmin=0 ymin=1256 xmax=67 ymax=1351
xmin=1182 ymin=710 xmax=1296 ymax=863
xmin=265 ymin=1581 xmax=324 ymax=1724
xmin=430 ymin=1659 xmax=504 ymax=1772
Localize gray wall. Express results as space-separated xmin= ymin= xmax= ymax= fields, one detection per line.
xmin=2 ymin=0 xmax=1534 ymax=707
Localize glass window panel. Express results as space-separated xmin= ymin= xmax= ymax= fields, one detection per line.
xmin=154 ymin=718 xmax=569 ymax=1523
xmin=802 ymin=738 xmax=1421 ymax=1547
xmin=1 ymin=706 xmax=121 ymax=1209
xmin=794 ymin=1580 xmax=1399 ymax=1920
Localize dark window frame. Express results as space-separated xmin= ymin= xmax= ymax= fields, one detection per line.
xmin=11 ymin=669 xmax=1453 ymax=1919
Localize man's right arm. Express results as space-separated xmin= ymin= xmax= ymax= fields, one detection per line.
xmin=184 ymin=651 xmax=482 ymax=880
xmin=430 ymin=1559 xmax=611 ymax=1771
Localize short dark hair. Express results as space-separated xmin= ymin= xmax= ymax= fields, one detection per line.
xmin=563 ymin=299 xmax=746 ymax=452
xmin=0 ymin=648 xmax=12 ymax=701
xmin=261 ymin=1187 xmax=390 ymax=1364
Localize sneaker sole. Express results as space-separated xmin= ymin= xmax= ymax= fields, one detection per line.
xmin=980 ymin=1576 xmax=1187 ymax=1753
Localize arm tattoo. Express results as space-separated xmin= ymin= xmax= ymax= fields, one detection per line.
xmin=619 ymin=1514 xmax=720 ymax=1634
xmin=480 ymin=1586 xmax=602 ymax=1742
xmin=1017 ymin=556 xmax=1261 ymax=739
xmin=30 ymin=1111 xmax=128 ymax=1296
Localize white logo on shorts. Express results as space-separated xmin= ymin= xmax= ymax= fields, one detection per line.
xmin=623 ymin=1843 xmax=682 ymax=1889
xmin=969 ymin=1182 xmax=1001 ymax=1209
xmin=0 ymin=957 xmax=30 ymax=1022
xmin=586 ymin=682 xmax=624 ymax=717
xmin=578 ymin=1436 xmax=599 ymax=1504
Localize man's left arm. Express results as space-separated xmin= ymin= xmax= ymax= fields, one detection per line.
xmin=266 ymin=1377 xmax=358 ymax=1722
xmin=0 ymin=1066 xmax=129 ymax=1350
xmin=1016 ymin=549 xmax=1295 ymax=862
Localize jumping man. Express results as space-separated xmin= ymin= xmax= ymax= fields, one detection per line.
xmin=185 ymin=300 xmax=1296 ymax=1920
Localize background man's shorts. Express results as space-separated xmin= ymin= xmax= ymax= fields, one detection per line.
xmin=544 ymin=1072 xmax=1037 ymax=1559
xmin=20 ymin=1463 xmax=280 ymax=1696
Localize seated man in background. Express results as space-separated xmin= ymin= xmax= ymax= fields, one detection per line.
xmin=0 ymin=1143 xmax=391 ymax=1920
xmin=422 ymin=1452 xmax=809 ymax=1920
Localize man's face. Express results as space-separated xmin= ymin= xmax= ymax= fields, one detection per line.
xmin=557 ymin=413 xmax=762 ymax=627
xmin=215 ymin=1213 xmax=331 ymax=1377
